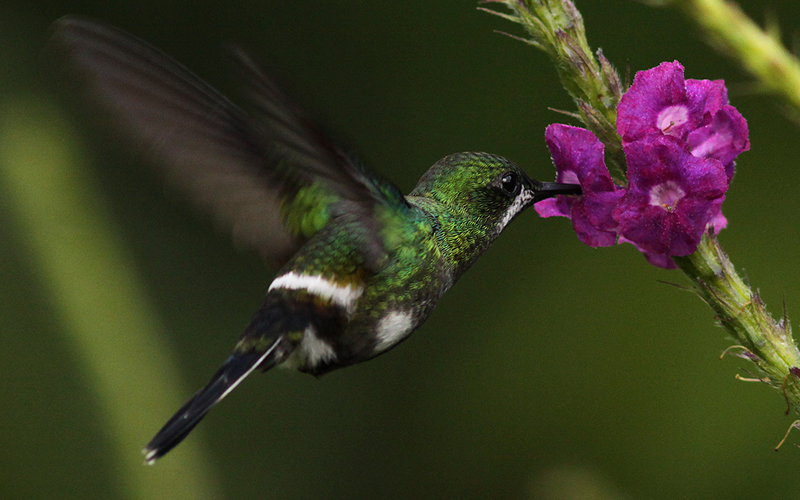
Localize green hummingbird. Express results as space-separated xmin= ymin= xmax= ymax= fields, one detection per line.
xmin=51 ymin=16 xmax=581 ymax=463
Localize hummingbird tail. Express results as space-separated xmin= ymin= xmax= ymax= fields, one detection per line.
xmin=142 ymin=338 xmax=286 ymax=464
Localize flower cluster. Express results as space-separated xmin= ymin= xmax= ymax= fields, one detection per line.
xmin=535 ymin=61 xmax=749 ymax=268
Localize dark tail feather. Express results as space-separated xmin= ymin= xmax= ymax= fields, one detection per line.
xmin=143 ymin=340 xmax=283 ymax=464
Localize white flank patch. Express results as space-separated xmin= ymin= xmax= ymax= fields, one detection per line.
xmin=374 ymin=311 xmax=415 ymax=353
xmin=268 ymin=271 xmax=363 ymax=315
xmin=496 ymin=190 xmax=535 ymax=235
xmin=300 ymin=325 xmax=337 ymax=366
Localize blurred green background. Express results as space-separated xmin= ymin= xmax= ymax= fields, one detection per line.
xmin=3 ymin=1 xmax=800 ymax=499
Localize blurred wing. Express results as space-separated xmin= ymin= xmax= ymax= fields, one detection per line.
xmin=50 ymin=16 xmax=409 ymax=266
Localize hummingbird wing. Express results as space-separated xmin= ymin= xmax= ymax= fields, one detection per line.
xmin=50 ymin=16 xmax=409 ymax=266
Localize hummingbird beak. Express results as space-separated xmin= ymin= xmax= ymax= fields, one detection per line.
xmin=533 ymin=181 xmax=582 ymax=202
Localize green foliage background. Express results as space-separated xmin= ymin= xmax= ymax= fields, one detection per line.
xmin=2 ymin=1 xmax=800 ymax=499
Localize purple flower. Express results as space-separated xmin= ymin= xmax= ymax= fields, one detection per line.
xmin=537 ymin=61 xmax=746 ymax=269
xmin=686 ymin=107 xmax=749 ymax=181
xmin=614 ymin=61 xmax=744 ymax=264
xmin=617 ymin=61 xmax=699 ymax=143
xmin=617 ymin=60 xmax=749 ymax=177
xmin=534 ymin=124 xmax=624 ymax=247
xmin=614 ymin=136 xmax=728 ymax=256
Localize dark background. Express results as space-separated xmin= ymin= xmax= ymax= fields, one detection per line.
xmin=3 ymin=1 xmax=800 ymax=499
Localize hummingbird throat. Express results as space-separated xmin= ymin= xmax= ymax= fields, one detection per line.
xmin=495 ymin=189 xmax=535 ymax=235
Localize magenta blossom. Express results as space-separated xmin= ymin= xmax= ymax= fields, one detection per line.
xmin=537 ymin=61 xmax=747 ymax=269
xmin=614 ymin=136 xmax=728 ymax=257
xmin=534 ymin=124 xmax=624 ymax=247
xmin=617 ymin=60 xmax=749 ymax=180
xmin=616 ymin=61 xmax=745 ymax=249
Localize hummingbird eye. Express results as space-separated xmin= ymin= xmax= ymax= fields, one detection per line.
xmin=499 ymin=172 xmax=521 ymax=197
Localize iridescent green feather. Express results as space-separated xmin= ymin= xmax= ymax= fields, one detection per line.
xmin=280 ymin=182 xmax=338 ymax=239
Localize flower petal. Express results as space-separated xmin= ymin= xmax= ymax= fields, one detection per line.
xmin=615 ymin=136 xmax=727 ymax=255
xmin=617 ymin=61 xmax=690 ymax=143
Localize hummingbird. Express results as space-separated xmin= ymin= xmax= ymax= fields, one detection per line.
xmin=51 ymin=16 xmax=581 ymax=464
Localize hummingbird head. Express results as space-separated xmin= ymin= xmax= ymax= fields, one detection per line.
xmin=410 ymin=152 xmax=581 ymax=237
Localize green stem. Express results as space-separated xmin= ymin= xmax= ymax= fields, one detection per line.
xmin=654 ymin=0 xmax=800 ymax=119
xmin=480 ymin=0 xmax=627 ymax=181
xmin=484 ymin=0 xmax=800 ymax=426
xmin=673 ymin=234 xmax=800 ymax=415
xmin=0 ymin=95 xmax=222 ymax=499
xmin=643 ymin=0 xmax=800 ymax=428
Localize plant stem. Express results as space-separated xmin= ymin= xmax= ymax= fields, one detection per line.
xmin=480 ymin=0 xmax=627 ymax=181
xmin=673 ymin=234 xmax=800 ymax=415
xmin=483 ymin=0 xmax=800 ymax=427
